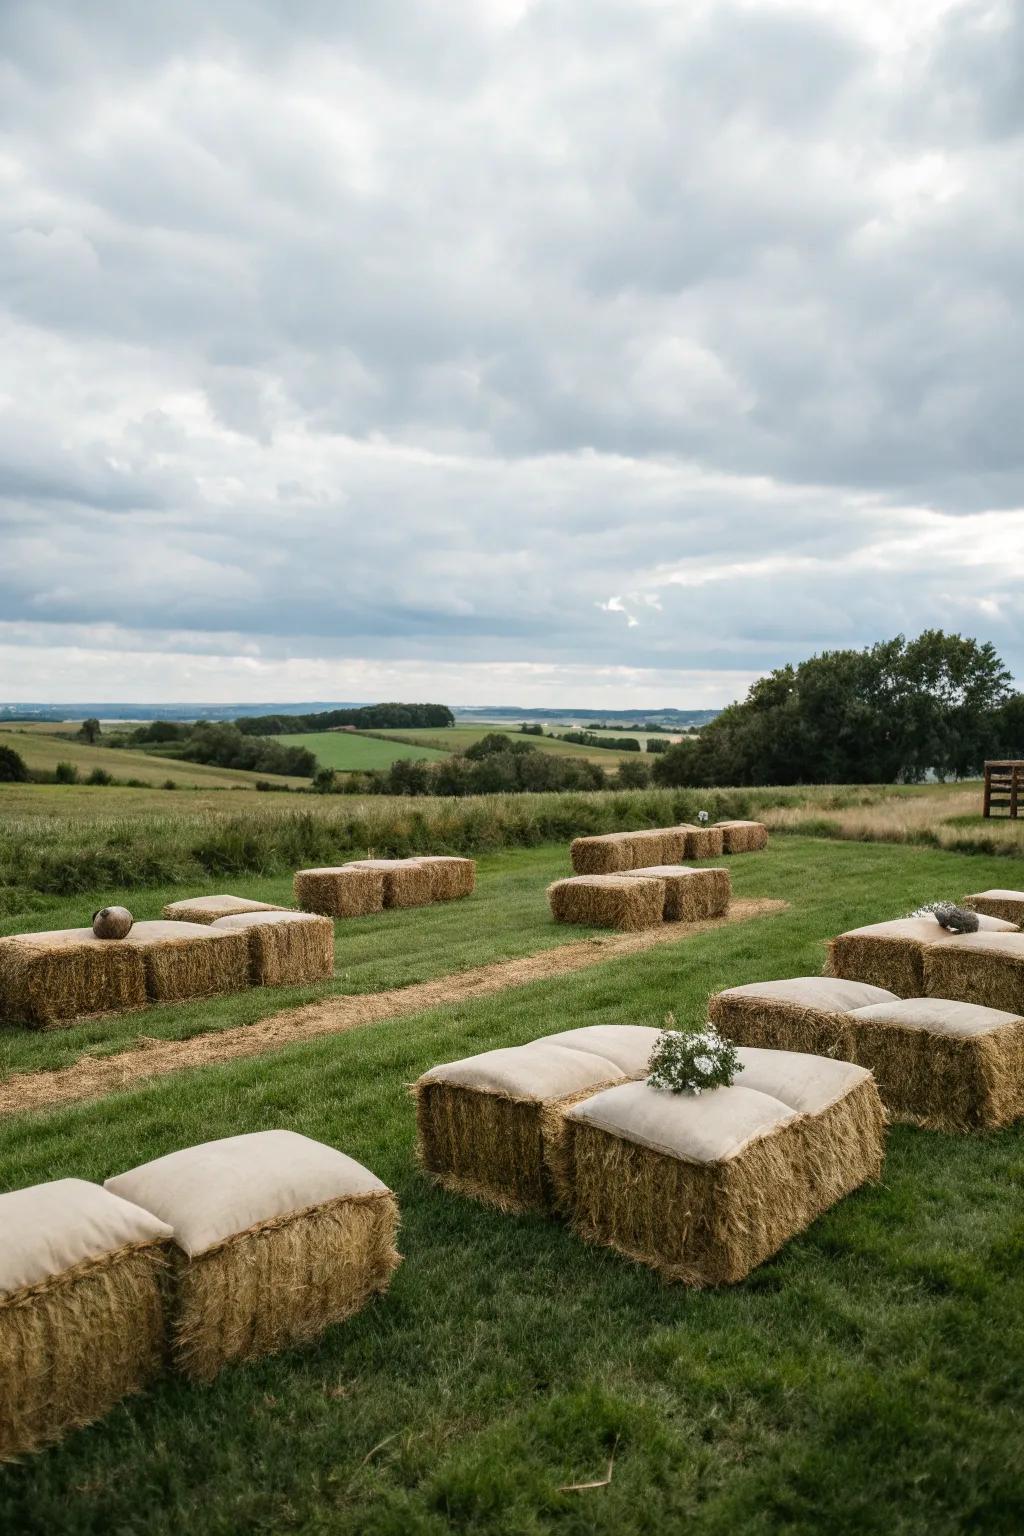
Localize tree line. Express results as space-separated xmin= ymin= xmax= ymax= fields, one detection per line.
xmin=234 ymin=703 xmax=455 ymax=735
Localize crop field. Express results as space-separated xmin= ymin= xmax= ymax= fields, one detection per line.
xmin=373 ymin=725 xmax=646 ymax=763
xmin=0 ymin=726 xmax=309 ymax=790
xmin=270 ymin=730 xmax=450 ymax=771
xmin=0 ymin=830 xmax=1022 ymax=1533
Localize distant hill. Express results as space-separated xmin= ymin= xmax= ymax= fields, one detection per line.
xmin=0 ymin=701 xmax=721 ymax=727
xmin=453 ymin=706 xmax=720 ymax=728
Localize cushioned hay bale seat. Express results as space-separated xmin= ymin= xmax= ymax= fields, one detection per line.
xmin=847 ymin=996 xmax=1024 ymax=1131
xmin=561 ymin=1051 xmax=884 ymax=1285
xmin=548 ymin=873 xmax=666 ymax=931
xmin=0 ymin=1179 xmax=172 ymax=1460
xmin=922 ymin=931 xmax=1024 ymax=1016
xmin=708 ymin=975 xmax=899 ymax=1058
xmin=210 ymin=911 xmax=335 ymax=987
xmin=0 ymin=928 xmax=148 ymax=1030
xmin=715 ymin=820 xmax=769 ymax=854
xmin=162 ymin=894 xmax=288 ymax=925
xmin=569 ymin=828 xmax=687 ymax=875
xmin=962 ymin=889 xmax=1024 ymax=927
xmin=622 ymin=864 xmax=730 ymax=922
xmin=415 ymin=1026 xmax=662 ymax=1213
xmin=826 ymin=914 xmax=1016 ymax=998
xmin=122 ymin=920 xmax=251 ymax=1004
xmin=346 ymin=858 xmax=434 ymax=909
xmin=293 ymin=865 xmax=385 ymax=919
xmin=106 ymin=1130 xmax=400 ymax=1383
xmin=681 ymin=824 xmax=726 ymax=860
xmin=412 ymin=856 xmax=476 ymax=901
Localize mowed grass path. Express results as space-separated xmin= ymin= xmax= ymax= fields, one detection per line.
xmin=0 ymin=838 xmax=1022 ymax=1533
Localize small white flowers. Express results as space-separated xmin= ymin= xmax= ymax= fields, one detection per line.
xmin=697 ymin=810 xmax=710 ymax=824
xmin=647 ymin=1017 xmax=740 ymax=1095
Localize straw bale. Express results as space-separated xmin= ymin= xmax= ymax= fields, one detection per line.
xmin=0 ymin=1179 xmax=171 ymax=1460
xmin=709 ymin=975 xmax=898 ymax=1058
xmin=848 ymin=996 xmax=1024 ymax=1131
xmin=548 ymin=874 xmax=666 ymax=931
xmin=826 ymin=915 xmax=1016 ymax=998
xmin=412 ymin=855 xmax=476 ymax=902
xmin=962 ymin=889 xmax=1024 ymax=927
xmin=562 ymin=1069 xmax=883 ymax=1285
xmin=162 ymin=894 xmax=288 ymax=925
xmin=569 ymin=828 xmax=686 ymax=875
xmin=0 ymin=927 xmax=148 ymax=1030
xmin=107 ymin=1130 xmax=400 ymax=1381
xmin=623 ymin=864 xmax=730 ymax=922
xmin=715 ymin=820 xmax=769 ymax=854
xmin=293 ymin=865 xmax=385 ymax=918
xmin=682 ymin=825 xmax=725 ymax=860
xmin=121 ymin=920 xmax=251 ymax=1004
xmin=346 ymin=858 xmax=434 ymax=908
xmin=211 ymin=911 xmax=335 ymax=987
xmin=922 ymin=931 xmax=1024 ymax=1015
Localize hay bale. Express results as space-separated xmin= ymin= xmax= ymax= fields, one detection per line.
xmin=562 ymin=1055 xmax=884 ymax=1285
xmin=0 ymin=1179 xmax=171 ymax=1460
xmin=0 ymin=928 xmax=148 ymax=1030
xmin=211 ymin=911 xmax=335 ymax=987
xmin=294 ymin=865 xmax=385 ymax=918
xmin=569 ymin=828 xmax=686 ymax=875
xmin=548 ymin=874 xmax=666 ymax=931
xmin=412 ymin=856 xmax=476 ymax=902
xmin=708 ymin=975 xmax=899 ymax=1058
xmin=106 ymin=1130 xmax=399 ymax=1382
xmin=346 ymin=859 xmax=434 ymax=909
xmin=848 ymin=997 xmax=1024 ymax=1131
xmin=120 ymin=920 xmax=251 ymax=1004
xmin=962 ymin=889 xmax=1024 ymax=927
xmin=415 ymin=1028 xmax=661 ymax=1213
xmin=162 ymin=894 xmax=288 ymax=925
xmin=682 ymin=825 xmax=725 ymax=860
xmin=715 ymin=820 xmax=769 ymax=854
xmin=623 ymin=864 xmax=731 ymax=922
xmin=922 ymin=931 xmax=1024 ymax=1015
xmin=826 ymin=914 xmax=1016 ymax=997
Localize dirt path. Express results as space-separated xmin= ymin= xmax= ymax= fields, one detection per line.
xmin=0 ymin=898 xmax=786 ymax=1117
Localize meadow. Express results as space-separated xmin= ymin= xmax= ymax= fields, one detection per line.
xmin=0 ymin=726 xmax=309 ymax=790
xmin=270 ymin=730 xmax=450 ymax=771
xmin=0 ymin=833 xmax=1022 ymax=1533
xmin=372 ymin=725 xmax=646 ymax=764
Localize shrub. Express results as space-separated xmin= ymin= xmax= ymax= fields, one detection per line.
xmin=0 ymin=746 xmax=29 ymax=783
xmin=86 ymin=768 xmax=114 ymax=786
xmin=54 ymin=761 xmax=78 ymax=784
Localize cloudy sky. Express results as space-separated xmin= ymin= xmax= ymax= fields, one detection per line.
xmin=1 ymin=0 xmax=1022 ymax=708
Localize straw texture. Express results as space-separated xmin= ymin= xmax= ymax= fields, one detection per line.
xmin=0 ymin=1241 xmax=168 ymax=1461
xmin=548 ymin=874 xmax=666 ymax=931
xmin=569 ymin=828 xmax=687 ymax=875
xmin=682 ymin=825 xmax=726 ymax=860
xmin=413 ymin=856 xmax=477 ymax=901
xmin=828 ymin=916 xmax=1016 ymax=997
xmin=346 ymin=859 xmax=434 ymax=908
xmin=294 ymin=865 xmax=385 ymax=918
xmin=623 ymin=865 xmax=730 ymax=922
xmin=170 ymin=1192 xmax=400 ymax=1381
xmin=563 ymin=1079 xmax=884 ymax=1285
xmin=211 ymin=911 xmax=335 ymax=987
xmin=162 ymin=895 xmax=287 ymax=925
xmin=715 ymin=820 xmax=769 ymax=854
xmin=0 ymin=929 xmax=147 ymax=1030
xmin=962 ymin=890 xmax=1024 ymax=926
xmin=923 ymin=932 xmax=1024 ymax=1015
xmin=125 ymin=921 xmax=251 ymax=1004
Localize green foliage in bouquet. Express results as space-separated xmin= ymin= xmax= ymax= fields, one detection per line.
xmin=646 ymin=1016 xmax=740 ymax=1095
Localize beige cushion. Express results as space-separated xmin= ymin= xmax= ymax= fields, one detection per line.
xmin=106 ymin=1130 xmax=388 ymax=1258
xmin=965 ymin=889 xmax=1024 ymax=902
xmin=717 ymin=975 xmax=898 ymax=1011
xmin=734 ymin=1046 xmax=871 ymax=1113
xmin=211 ymin=910 xmax=326 ymax=932
xmin=624 ymin=864 xmax=698 ymax=877
xmin=929 ymin=931 xmax=1024 ymax=959
xmin=0 ymin=1178 xmax=172 ymax=1298
xmin=850 ymin=995 xmax=1021 ymax=1039
xmin=418 ymin=1040 xmax=628 ymax=1101
xmin=120 ymin=920 xmax=237 ymax=946
xmin=163 ymin=895 xmax=284 ymax=919
xmin=840 ymin=915 xmax=1015 ymax=943
xmin=347 ymin=858 xmax=425 ymax=870
xmin=541 ymin=1024 xmax=662 ymax=1076
xmin=567 ymin=1080 xmax=798 ymax=1164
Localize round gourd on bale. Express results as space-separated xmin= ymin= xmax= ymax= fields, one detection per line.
xmin=92 ymin=906 xmax=134 ymax=940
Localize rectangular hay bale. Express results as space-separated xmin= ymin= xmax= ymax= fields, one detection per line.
xmin=715 ymin=820 xmax=769 ymax=854
xmin=293 ymin=865 xmax=386 ymax=918
xmin=548 ymin=874 xmax=666 ymax=931
xmin=708 ymin=975 xmax=900 ymax=1058
xmin=828 ymin=915 xmax=1017 ymax=997
xmin=623 ymin=864 xmax=730 ymax=922
xmin=923 ymin=931 xmax=1024 ymax=1015
xmin=0 ymin=928 xmax=148 ymax=1030
xmin=962 ymin=889 xmax=1024 ymax=927
xmin=162 ymin=894 xmax=288 ymax=925
xmin=124 ymin=920 xmax=252 ymax=1004
xmin=569 ymin=828 xmax=686 ymax=874
xmin=211 ymin=911 xmax=335 ymax=987
xmin=346 ymin=858 xmax=434 ymax=908
xmin=682 ymin=825 xmax=725 ymax=859
xmin=412 ymin=856 xmax=476 ymax=902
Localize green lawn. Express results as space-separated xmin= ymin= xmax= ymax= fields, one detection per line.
xmin=270 ymin=731 xmax=450 ymax=771
xmin=1 ymin=836 xmax=1022 ymax=1532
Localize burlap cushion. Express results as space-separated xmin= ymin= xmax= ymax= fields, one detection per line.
xmin=0 ymin=1179 xmax=172 ymax=1297
xmin=840 ymin=915 xmax=1016 ymax=943
xmin=734 ymin=1046 xmax=871 ymax=1113
xmin=716 ymin=975 xmax=898 ymax=1011
xmin=163 ymin=895 xmax=285 ymax=920
xmin=850 ymin=996 xmax=1021 ymax=1038
xmin=417 ymin=1040 xmax=630 ymax=1101
xmin=566 ymin=1081 xmax=798 ymax=1164
xmin=212 ymin=910 xmax=325 ymax=932
xmin=106 ymin=1131 xmax=388 ymax=1258
xmin=541 ymin=1024 xmax=662 ymax=1076
xmin=965 ymin=888 xmax=1024 ymax=903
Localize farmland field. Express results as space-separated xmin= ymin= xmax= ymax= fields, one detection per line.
xmin=373 ymin=724 xmax=647 ymax=763
xmin=0 ymin=831 xmax=1022 ymax=1533
xmin=270 ymin=730 xmax=450 ymax=771
xmin=0 ymin=726 xmax=309 ymax=790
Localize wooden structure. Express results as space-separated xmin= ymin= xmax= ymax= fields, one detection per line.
xmin=983 ymin=761 xmax=1024 ymax=818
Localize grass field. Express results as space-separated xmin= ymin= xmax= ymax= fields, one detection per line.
xmin=271 ymin=730 xmax=450 ymax=771
xmin=0 ymin=727 xmax=308 ymax=790
xmin=373 ymin=725 xmax=645 ymax=764
xmin=0 ymin=833 xmax=1022 ymax=1533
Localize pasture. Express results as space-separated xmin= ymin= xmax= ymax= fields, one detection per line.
xmin=0 ymin=827 xmax=1022 ymax=1533
xmin=373 ymin=724 xmax=647 ymax=763
xmin=270 ymin=730 xmax=450 ymax=771
xmin=0 ymin=726 xmax=309 ymax=791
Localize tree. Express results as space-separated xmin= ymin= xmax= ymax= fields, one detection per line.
xmin=0 ymin=745 xmax=29 ymax=782
xmin=78 ymin=718 xmax=101 ymax=744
